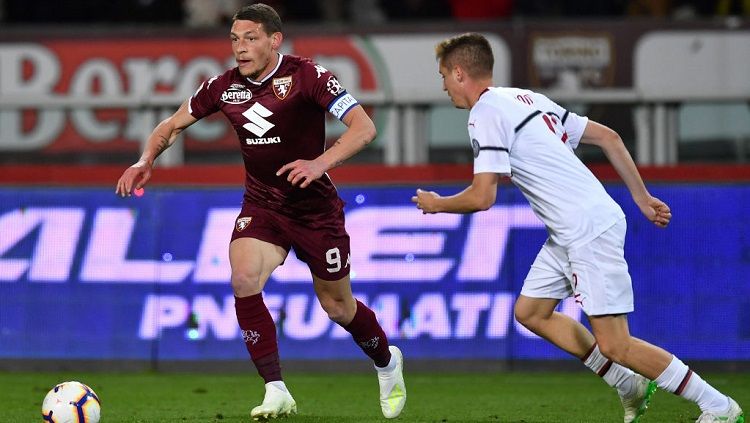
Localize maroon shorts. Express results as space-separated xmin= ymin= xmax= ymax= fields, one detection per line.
xmin=230 ymin=203 xmax=351 ymax=281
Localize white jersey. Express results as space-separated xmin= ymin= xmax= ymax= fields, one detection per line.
xmin=469 ymin=87 xmax=625 ymax=247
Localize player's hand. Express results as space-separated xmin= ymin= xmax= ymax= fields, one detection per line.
xmin=411 ymin=188 xmax=441 ymax=214
xmin=277 ymin=159 xmax=326 ymax=188
xmin=638 ymin=195 xmax=672 ymax=228
xmin=116 ymin=160 xmax=152 ymax=197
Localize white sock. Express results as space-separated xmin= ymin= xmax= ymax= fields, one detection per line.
xmin=654 ymin=355 xmax=729 ymax=412
xmin=582 ymin=344 xmax=636 ymax=398
xmin=267 ymin=380 xmax=289 ymax=393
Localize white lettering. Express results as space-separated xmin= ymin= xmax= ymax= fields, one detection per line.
xmin=0 ymin=208 xmax=84 ymax=282
xmin=283 ymin=294 xmax=331 ymax=340
xmin=486 ymin=293 xmax=514 ymax=338
xmin=80 ymin=208 xmax=193 ymax=283
xmin=347 ymin=207 xmax=461 ymax=281
xmin=192 ymin=295 xmax=238 ymax=340
xmin=451 ymin=293 xmax=491 ymax=338
xmin=178 ymin=58 xmax=225 ymax=95
xmin=401 ymin=293 xmax=451 ymax=339
xmin=329 ymin=93 xmax=357 ymax=120
xmin=0 ymin=44 xmax=59 ymax=96
xmin=242 ymin=102 xmax=274 ymax=137
xmin=193 ymin=208 xmax=238 ymax=282
xmin=135 ymin=292 xmax=585 ymax=342
xmin=458 ymin=205 xmax=544 ymax=281
xmin=139 ymin=294 xmax=189 ymax=339
xmin=0 ymin=44 xmax=64 ymax=150
xmin=122 ymin=57 xmax=180 ymax=143
xmin=245 ymin=136 xmax=281 ymax=145
xmin=368 ymin=294 xmax=400 ymax=338
xmin=70 ymin=59 xmax=123 ymax=141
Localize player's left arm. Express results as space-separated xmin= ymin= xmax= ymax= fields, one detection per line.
xmin=277 ymin=105 xmax=375 ymax=188
xmin=412 ymin=172 xmax=499 ymax=214
xmin=579 ymin=120 xmax=672 ymax=228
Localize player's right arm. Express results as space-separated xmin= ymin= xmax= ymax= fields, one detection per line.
xmin=115 ymin=101 xmax=197 ymax=197
xmin=412 ymin=172 xmax=500 ymax=214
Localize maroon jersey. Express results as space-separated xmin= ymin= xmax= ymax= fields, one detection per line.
xmin=189 ymin=54 xmax=359 ymax=215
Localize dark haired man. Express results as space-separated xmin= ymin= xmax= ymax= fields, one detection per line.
xmin=116 ymin=3 xmax=406 ymax=420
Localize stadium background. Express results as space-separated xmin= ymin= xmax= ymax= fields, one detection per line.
xmin=1 ymin=0 xmax=749 ymax=372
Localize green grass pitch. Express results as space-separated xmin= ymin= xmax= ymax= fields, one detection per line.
xmin=3 ymin=370 xmax=748 ymax=422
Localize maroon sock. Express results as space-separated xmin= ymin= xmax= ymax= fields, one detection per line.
xmin=342 ymin=300 xmax=392 ymax=368
xmin=235 ymin=293 xmax=282 ymax=383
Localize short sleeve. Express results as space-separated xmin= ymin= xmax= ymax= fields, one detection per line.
xmin=469 ymin=103 xmax=512 ymax=176
xmin=188 ymin=74 xmax=224 ymax=120
xmin=560 ymin=111 xmax=588 ymax=149
xmin=302 ymin=61 xmax=359 ymax=121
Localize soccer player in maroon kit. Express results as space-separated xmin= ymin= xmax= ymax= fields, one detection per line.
xmin=115 ymin=3 xmax=406 ymax=420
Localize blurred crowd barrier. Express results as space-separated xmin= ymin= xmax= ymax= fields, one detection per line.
xmin=1 ymin=19 xmax=749 ymax=167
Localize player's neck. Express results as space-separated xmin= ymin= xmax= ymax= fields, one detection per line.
xmin=253 ymin=52 xmax=281 ymax=82
xmin=467 ymin=80 xmax=492 ymax=108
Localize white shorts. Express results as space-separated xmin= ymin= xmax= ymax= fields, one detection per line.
xmin=520 ymin=218 xmax=634 ymax=316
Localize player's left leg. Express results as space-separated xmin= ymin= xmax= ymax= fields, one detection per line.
xmin=313 ymin=274 xmax=406 ymax=419
xmin=515 ymin=296 xmax=653 ymax=422
xmin=590 ymin=315 xmax=743 ymax=422
xmin=518 ymin=236 xmax=653 ymax=422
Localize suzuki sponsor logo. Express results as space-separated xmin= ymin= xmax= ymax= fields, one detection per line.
xmin=242 ymin=102 xmax=274 ymax=137
xmin=245 ymin=136 xmax=281 ymax=145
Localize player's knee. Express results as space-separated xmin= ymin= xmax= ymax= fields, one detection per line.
xmin=230 ymin=271 xmax=263 ymax=297
xmin=514 ymin=301 xmax=541 ymax=330
xmin=318 ymin=297 xmax=350 ymax=323
xmin=597 ymin=339 xmax=632 ymax=364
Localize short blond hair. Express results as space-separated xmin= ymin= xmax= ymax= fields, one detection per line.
xmin=435 ymin=33 xmax=494 ymax=79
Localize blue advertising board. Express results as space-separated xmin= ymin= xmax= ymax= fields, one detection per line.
xmin=1 ymin=184 xmax=748 ymax=361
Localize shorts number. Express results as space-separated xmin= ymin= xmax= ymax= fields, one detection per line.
xmin=326 ymin=247 xmax=341 ymax=273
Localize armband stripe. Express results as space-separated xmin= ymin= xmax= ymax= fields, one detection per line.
xmin=327 ymin=92 xmax=358 ymax=120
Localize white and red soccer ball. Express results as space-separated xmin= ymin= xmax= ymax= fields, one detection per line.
xmin=42 ymin=381 xmax=101 ymax=423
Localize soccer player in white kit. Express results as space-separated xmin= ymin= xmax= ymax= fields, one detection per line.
xmin=412 ymin=33 xmax=744 ymax=423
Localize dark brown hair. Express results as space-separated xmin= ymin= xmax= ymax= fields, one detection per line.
xmin=233 ymin=3 xmax=282 ymax=35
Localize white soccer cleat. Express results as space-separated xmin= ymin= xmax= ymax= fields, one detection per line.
xmin=621 ymin=374 xmax=657 ymax=423
xmin=250 ymin=382 xmax=297 ymax=421
xmin=695 ymin=397 xmax=745 ymax=423
xmin=376 ymin=345 xmax=407 ymax=419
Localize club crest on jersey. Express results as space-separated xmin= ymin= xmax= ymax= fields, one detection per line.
xmin=235 ymin=217 xmax=252 ymax=232
xmin=220 ymin=84 xmax=252 ymax=104
xmin=272 ymin=76 xmax=293 ymax=100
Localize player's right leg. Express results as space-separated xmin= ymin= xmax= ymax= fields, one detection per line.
xmin=590 ymin=316 xmax=744 ymax=423
xmin=516 ymin=238 xmax=653 ymax=422
xmin=229 ymin=230 xmax=296 ymax=420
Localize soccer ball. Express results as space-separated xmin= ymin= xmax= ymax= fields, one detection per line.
xmin=41 ymin=381 xmax=101 ymax=423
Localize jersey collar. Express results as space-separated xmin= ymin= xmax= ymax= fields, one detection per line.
xmin=245 ymin=53 xmax=283 ymax=86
